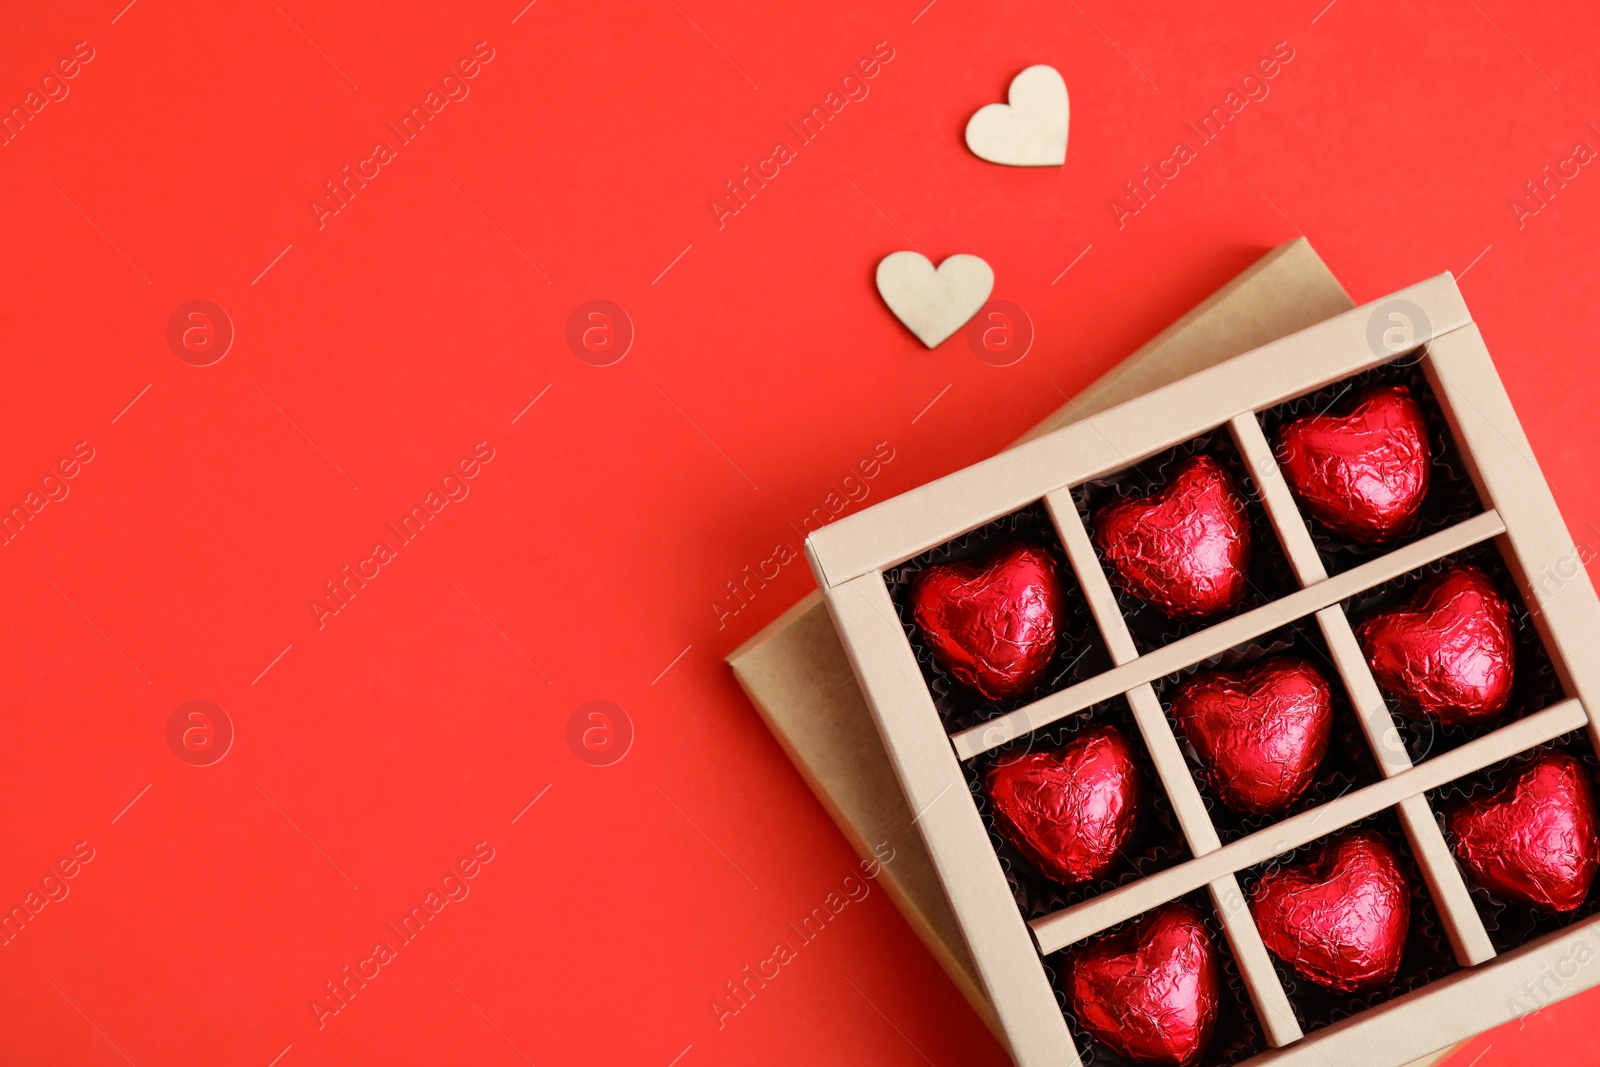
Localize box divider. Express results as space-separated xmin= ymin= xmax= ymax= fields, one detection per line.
xmin=1043 ymin=490 xmax=1222 ymax=853
xmin=1208 ymin=873 xmax=1305 ymax=1048
xmin=1124 ymin=685 xmax=1221 ymax=854
xmin=1313 ymin=608 xmax=1416 ymax=777
xmin=1395 ymin=793 xmax=1497 ymax=965
xmin=953 ymin=512 xmax=1507 ymax=761
xmin=1423 ymin=333 xmax=1600 ymax=749
xmin=1028 ymin=697 xmax=1586 ymax=955
xmin=1043 ymin=489 xmax=1139 ymax=665
xmin=824 ymin=573 xmax=1082 ymax=1066
xmin=1227 ymin=413 xmax=1327 ymax=585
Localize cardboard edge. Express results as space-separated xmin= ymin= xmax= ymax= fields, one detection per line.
xmin=807 ymin=275 xmax=1470 ymax=588
xmin=1016 ymin=239 xmax=1356 ymax=445
xmin=727 ymin=594 xmax=1003 ymax=1037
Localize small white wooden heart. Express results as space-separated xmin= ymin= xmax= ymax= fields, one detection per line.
xmin=965 ymin=65 xmax=1068 ymax=167
xmin=875 ymin=252 xmax=994 ymax=349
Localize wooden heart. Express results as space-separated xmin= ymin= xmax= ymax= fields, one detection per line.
xmin=965 ymin=65 xmax=1068 ymax=167
xmin=875 ymin=252 xmax=994 ymax=349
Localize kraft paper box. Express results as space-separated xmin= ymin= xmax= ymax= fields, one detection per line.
xmin=801 ymin=260 xmax=1600 ymax=1067
xmin=731 ymin=240 xmax=1472 ymax=1063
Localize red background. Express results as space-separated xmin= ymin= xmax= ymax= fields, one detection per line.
xmin=1 ymin=0 xmax=1596 ymax=1063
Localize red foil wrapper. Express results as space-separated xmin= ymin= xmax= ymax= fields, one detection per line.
xmin=1355 ymin=565 xmax=1516 ymax=725
xmin=1251 ymin=830 xmax=1410 ymax=993
xmin=985 ymin=724 xmax=1141 ymax=886
xmin=1447 ymin=752 xmax=1600 ymax=912
xmin=1069 ymin=902 xmax=1221 ymax=1067
xmin=910 ymin=543 xmax=1063 ymax=701
xmin=1274 ymin=384 xmax=1432 ymax=543
xmin=1094 ymin=455 xmax=1252 ymax=620
xmin=1171 ymin=656 xmax=1334 ymax=816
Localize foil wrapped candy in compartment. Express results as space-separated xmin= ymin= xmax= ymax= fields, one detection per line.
xmin=1170 ymin=656 xmax=1334 ymax=817
xmin=1093 ymin=455 xmax=1252 ymax=620
xmin=985 ymin=724 xmax=1141 ymax=887
xmin=1067 ymin=902 xmax=1222 ymax=1067
xmin=1250 ymin=830 xmax=1411 ymax=994
xmin=1356 ymin=565 xmax=1516 ymax=726
xmin=1447 ymin=752 xmax=1600 ymax=913
xmin=909 ymin=543 xmax=1063 ymax=701
xmin=1274 ymin=384 xmax=1432 ymax=544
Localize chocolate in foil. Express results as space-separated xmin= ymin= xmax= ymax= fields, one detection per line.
xmin=1171 ymin=656 xmax=1333 ymax=816
xmin=1251 ymin=830 xmax=1410 ymax=993
xmin=1068 ymin=902 xmax=1221 ymax=1067
xmin=1093 ymin=455 xmax=1251 ymax=620
xmin=1447 ymin=752 xmax=1600 ymax=912
xmin=986 ymin=724 xmax=1141 ymax=886
xmin=1274 ymin=384 xmax=1432 ymax=543
xmin=909 ymin=543 xmax=1063 ymax=701
xmin=1355 ymin=564 xmax=1516 ymax=725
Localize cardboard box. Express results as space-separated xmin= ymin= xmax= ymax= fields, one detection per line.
xmin=805 ymin=269 xmax=1600 ymax=1067
xmin=731 ymin=239 xmax=1365 ymax=1046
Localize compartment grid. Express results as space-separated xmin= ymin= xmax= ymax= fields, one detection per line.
xmin=1042 ymin=487 xmax=1303 ymax=1047
xmin=950 ymin=511 xmax=1507 ymax=761
xmin=813 ymin=278 xmax=1600 ymax=1067
xmin=1230 ymin=377 xmax=1495 ymax=967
